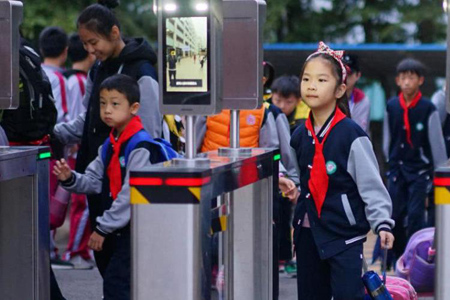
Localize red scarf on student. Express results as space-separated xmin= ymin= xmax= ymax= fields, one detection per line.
xmin=399 ymin=91 xmax=422 ymax=148
xmin=107 ymin=116 xmax=144 ymax=200
xmin=305 ymin=108 xmax=346 ymax=218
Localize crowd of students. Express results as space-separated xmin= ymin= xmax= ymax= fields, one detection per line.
xmin=0 ymin=0 xmax=448 ymax=299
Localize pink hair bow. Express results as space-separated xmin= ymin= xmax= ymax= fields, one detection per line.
xmin=307 ymin=41 xmax=347 ymax=82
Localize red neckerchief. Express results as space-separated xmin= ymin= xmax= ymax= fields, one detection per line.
xmin=107 ymin=116 xmax=144 ymax=200
xmin=305 ymin=108 xmax=346 ymax=218
xmin=399 ymin=91 xmax=422 ymax=148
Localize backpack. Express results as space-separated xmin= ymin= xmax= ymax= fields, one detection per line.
xmin=0 ymin=40 xmax=57 ymax=143
xmin=101 ymin=130 xmax=179 ymax=166
xmin=395 ymin=227 xmax=435 ymax=293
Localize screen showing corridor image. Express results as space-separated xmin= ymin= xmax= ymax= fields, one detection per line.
xmin=165 ymin=17 xmax=208 ymax=93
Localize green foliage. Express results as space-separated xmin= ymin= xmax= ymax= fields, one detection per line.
xmin=264 ymin=0 xmax=447 ymax=44
xmin=20 ymin=0 xmax=158 ymax=47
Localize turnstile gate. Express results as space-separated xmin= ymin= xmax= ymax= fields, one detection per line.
xmin=130 ymin=148 xmax=278 ymax=300
xmin=0 ymin=146 xmax=51 ymax=300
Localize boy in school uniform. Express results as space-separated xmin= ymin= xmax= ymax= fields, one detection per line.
xmin=384 ymin=58 xmax=447 ymax=259
xmin=53 ymin=74 xmax=153 ymax=299
xmin=39 ymin=26 xmax=70 ymax=124
xmin=342 ymin=54 xmax=371 ymax=133
xmin=271 ymin=75 xmax=310 ymax=134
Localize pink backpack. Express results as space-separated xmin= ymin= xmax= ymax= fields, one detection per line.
xmin=385 ymin=276 xmax=418 ymax=300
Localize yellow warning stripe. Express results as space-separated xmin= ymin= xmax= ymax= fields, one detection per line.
xmin=219 ymin=216 xmax=227 ymax=231
xmin=188 ymin=187 xmax=201 ymax=201
xmin=130 ymin=187 xmax=150 ymax=205
xmin=435 ymin=186 xmax=450 ymax=205
xmin=210 ymin=216 xmax=228 ymax=234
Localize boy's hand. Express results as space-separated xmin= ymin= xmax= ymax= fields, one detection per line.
xmin=88 ymin=232 xmax=105 ymax=252
xmin=279 ymin=177 xmax=299 ymax=203
xmin=379 ymin=231 xmax=395 ymax=249
xmin=53 ymin=159 xmax=72 ymax=181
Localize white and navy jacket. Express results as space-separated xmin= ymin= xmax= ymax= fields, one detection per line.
xmin=383 ymin=96 xmax=447 ymax=181
xmin=291 ymin=113 xmax=394 ymax=259
xmin=61 ymin=138 xmax=152 ymax=235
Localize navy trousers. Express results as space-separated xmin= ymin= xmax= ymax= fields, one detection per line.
xmin=295 ymin=228 xmax=364 ymax=300
xmin=388 ymin=172 xmax=431 ymax=258
xmin=94 ymin=228 xmax=131 ymax=300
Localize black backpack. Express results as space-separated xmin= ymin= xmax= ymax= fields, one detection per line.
xmin=0 ymin=40 xmax=57 ymax=143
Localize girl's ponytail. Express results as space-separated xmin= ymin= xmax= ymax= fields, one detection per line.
xmin=337 ymin=95 xmax=351 ymax=118
xmin=98 ymin=0 xmax=120 ymax=9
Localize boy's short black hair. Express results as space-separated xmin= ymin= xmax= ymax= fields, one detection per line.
xmin=39 ymin=26 xmax=68 ymax=58
xmin=271 ymin=75 xmax=300 ymax=98
xmin=396 ymin=58 xmax=426 ymax=77
xmin=263 ymin=61 xmax=275 ymax=88
xmin=68 ymin=33 xmax=89 ymax=63
xmin=99 ymin=74 xmax=140 ymax=105
xmin=342 ymin=53 xmax=360 ymax=73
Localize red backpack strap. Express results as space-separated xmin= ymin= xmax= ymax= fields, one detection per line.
xmin=54 ymin=71 xmax=68 ymax=116
xmin=75 ymin=73 xmax=86 ymax=96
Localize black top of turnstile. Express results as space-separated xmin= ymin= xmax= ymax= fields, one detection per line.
xmin=129 ymin=148 xmax=279 ymax=203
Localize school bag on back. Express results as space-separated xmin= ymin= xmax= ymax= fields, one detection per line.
xmin=101 ymin=130 xmax=179 ymax=166
xmin=0 ymin=40 xmax=57 ymax=143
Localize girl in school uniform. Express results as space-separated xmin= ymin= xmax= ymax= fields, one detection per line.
xmin=279 ymin=42 xmax=395 ymax=300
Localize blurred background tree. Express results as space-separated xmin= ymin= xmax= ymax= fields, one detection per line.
xmin=264 ymin=0 xmax=447 ymax=44
xmin=21 ymin=0 xmax=446 ymax=46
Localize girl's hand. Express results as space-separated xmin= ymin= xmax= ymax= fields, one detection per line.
xmin=53 ymin=159 xmax=72 ymax=181
xmin=379 ymin=231 xmax=394 ymax=249
xmin=279 ymin=177 xmax=299 ymax=203
xmin=88 ymin=232 xmax=105 ymax=252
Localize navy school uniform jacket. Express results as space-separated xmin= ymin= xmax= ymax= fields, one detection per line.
xmin=61 ymin=131 xmax=152 ymax=235
xmin=383 ymin=96 xmax=447 ymax=182
xmin=291 ymin=113 xmax=394 ymax=259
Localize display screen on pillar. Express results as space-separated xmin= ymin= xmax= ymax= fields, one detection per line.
xmin=163 ymin=16 xmax=210 ymax=105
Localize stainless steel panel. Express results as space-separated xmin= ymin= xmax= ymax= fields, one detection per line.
xmin=0 ymin=147 xmax=49 ymax=300
xmin=232 ymin=178 xmax=272 ymax=300
xmin=0 ymin=176 xmax=35 ymax=300
xmin=435 ymin=205 xmax=450 ymax=299
xmin=132 ymin=204 xmax=202 ymax=300
xmin=222 ymin=0 xmax=266 ymax=109
xmin=36 ymin=159 xmax=50 ymax=299
xmin=0 ymin=1 xmax=23 ymax=109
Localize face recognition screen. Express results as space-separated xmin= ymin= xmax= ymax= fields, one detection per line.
xmin=165 ymin=17 xmax=208 ymax=93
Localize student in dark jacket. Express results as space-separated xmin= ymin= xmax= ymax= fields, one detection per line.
xmin=383 ymin=58 xmax=447 ymax=259
xmin=54 ymin=74 xmax=153 ymax=300
xmin=280 ymin=42 xmax=394 ymax=300
xmin=53 ymin=0 xmax=161 ymax=229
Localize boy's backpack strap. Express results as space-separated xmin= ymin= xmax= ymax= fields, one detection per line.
xmin=124 ymin=131 xmax=179 ymax=165
xmin=101 ymin=138 xmax=112 ymax=165
xmin=124 ymin=130 xmax=153 ymax=165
